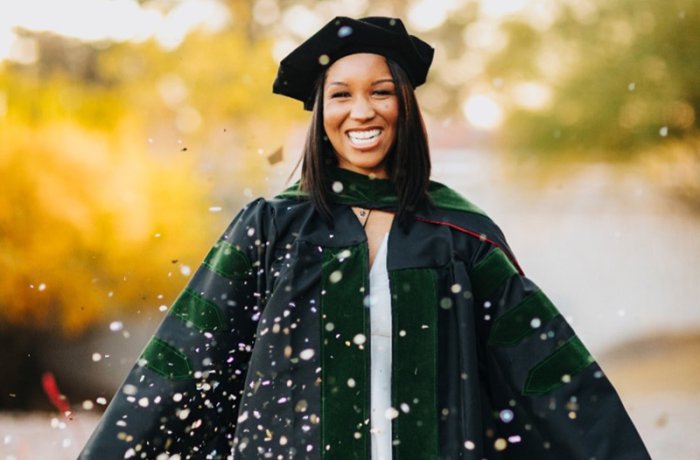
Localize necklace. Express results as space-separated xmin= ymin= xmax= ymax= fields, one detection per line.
xmin=355 ymin=207 xmax=372 ymax=228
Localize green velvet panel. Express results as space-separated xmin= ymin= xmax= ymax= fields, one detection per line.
xmin=389 ymin=269 xmax=438 ymax=460
xmin=202 ymin=240 xmax=252 ymax=280
xmin=488 ymin=290 xmax=560 ymax=346
xmin=140 ymin=337 xmax=193 ymax=380
xmin=471 ymin=248 xmax=518 ymax=300
xmin=427 ymin=182 xmax=486 ymax=216
xmin=169 ymin=288 xmax=224 ymax=332
xmin=321 ymin=244 xmax=369 ymax=459
xmin=523 ymin=336 xmax=595 ymax=396
xmin=274 ymin=167 xmax=487 ymax=216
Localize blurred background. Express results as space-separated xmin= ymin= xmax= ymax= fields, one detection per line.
xmin=1 ymin=0 xmax=698 ymax=458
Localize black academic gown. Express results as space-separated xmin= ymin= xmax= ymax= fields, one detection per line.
xmin=79 ymin=167 xmax=651 ymax=459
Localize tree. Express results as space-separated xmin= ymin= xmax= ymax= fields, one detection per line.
xmin=485 ymin=0 xmax=699 ymax=157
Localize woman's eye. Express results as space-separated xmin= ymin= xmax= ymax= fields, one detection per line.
xmin=373 ymin=89 xmax=394 ymax=96
xmin=330 ymin=91 xmax=350 ymax=98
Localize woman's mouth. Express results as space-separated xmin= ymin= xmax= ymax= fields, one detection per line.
xmin=346 ymin=128 xmax=382 ymax=147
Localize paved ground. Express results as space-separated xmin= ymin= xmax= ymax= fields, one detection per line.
xmin=599 ymin=332 xmax=700 ymax=460
xmin=0 ymin=412 xmax=98 ymax=460
xmin=0 ymin=396 xmax=696 ymax=459
xmin=2 ymin=334 xmax=698 ymax=460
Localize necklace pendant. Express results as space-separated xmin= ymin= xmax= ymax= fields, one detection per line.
xmin=358 ymin=209 xmax=367 ymax=217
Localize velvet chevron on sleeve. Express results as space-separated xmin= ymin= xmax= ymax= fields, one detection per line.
xmin=78 ymin=199 xmax=271 ymax=459
xmin=459 ymin=217 xmax=650 ymax=459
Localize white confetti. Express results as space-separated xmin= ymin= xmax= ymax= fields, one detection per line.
xmin=299 ymin=349 xmax=315 ymax=360
xmin=499 ymin=409 xmax=514 ymax=423
xmin=329 ymin=270 xmax=343 ymax=283
xmin=384 ymin=407 xmax=399 ymax=420
xmin=122 ymin=383 xmax=138 ymax=396
xmin=338 ymin=25 xmax=353 ymax=38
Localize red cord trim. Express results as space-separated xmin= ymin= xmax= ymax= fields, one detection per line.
xmin=414 ymin=216 xmax=525 ymax=275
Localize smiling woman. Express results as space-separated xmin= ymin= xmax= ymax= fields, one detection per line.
xmin=322 ymin=53 xmax=399 ymax=178
xmin=79 ymin=16 xmax=651 ymax=460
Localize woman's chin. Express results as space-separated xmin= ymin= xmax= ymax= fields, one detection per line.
xmin=338 ymin=162 xmax=387 ymax=178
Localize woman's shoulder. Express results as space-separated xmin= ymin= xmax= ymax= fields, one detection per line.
xmin=225 ymin=191 xmax=317 ymax=237
xmin=234 ymin=187 xmax=313 ymax=217
xmin=424 ymin=180 xmax=521 ymax=270
xmin=427 ymin=180 xmax=487 ymax=217
xmin=425 ymin=180 xmax=498 ymax=233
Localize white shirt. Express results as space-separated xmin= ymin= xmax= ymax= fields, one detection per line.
xmin=368 ymin=233 xmax=392 ymax=459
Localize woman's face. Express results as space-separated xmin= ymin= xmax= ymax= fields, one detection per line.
xmin=323 ymin=53 xmax=399 ymax=179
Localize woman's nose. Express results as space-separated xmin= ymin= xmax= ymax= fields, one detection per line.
xmin=350 ymin=96 xmax=375 ymax=120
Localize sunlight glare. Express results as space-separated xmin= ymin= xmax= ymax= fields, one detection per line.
xmin=2 ymin=0 xmax=148 ymax=42
xmin=408 ymin=0 xmax=449 ymax=32
xmin=282 ymin=5 xmax=323 ymax=38
xmin=272 ymin=37 xmax=300 ymax=63
xmin=462 ymin=20 xmax=507 ymax=51
xmin=0 ymin=0 xmax=230 ymax=61
xmin=512 ymin=81 xmax=552 ymax=110
xmin=156 ymin=0 xmax=230 ymax=50
xmin=462 ymin=94 xmax=504 ymax=130
xmin=478 ymin=0 xmax=528 ymax=19
xmin=252 ymin=0 xmax=281 ymax=26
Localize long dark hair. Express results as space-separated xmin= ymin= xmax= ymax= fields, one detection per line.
xmin=299 ymin=57 xmax=431 ymax=228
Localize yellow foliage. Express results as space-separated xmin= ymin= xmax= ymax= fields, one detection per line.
xmin=0 ymin=120 xmax=216 ymax=336
xmin=0 ymin=26 xmax=311 ymax=336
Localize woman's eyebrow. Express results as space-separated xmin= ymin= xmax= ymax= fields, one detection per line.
xmin=327 ymin=79 xmax=395 ymax=87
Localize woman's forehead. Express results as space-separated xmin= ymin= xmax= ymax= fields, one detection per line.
xmin=325 ymin=53 xmax=393 ymax=81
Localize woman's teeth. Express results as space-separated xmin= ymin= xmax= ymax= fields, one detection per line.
xmin=347 ymin=129 xmax=381 ymax=145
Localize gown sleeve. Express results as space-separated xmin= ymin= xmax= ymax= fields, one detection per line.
xmin=465 ymin=221 xmax=651 ymax=460
xmin=78 ymin=198 xmax=270 ymax=459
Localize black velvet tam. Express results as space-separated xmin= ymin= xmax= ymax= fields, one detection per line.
xmin=272 ymin=16 xmax=434 ymax=110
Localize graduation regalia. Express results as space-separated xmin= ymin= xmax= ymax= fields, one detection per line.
xmin=79 ymin=167 xmax=651 ymax=459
